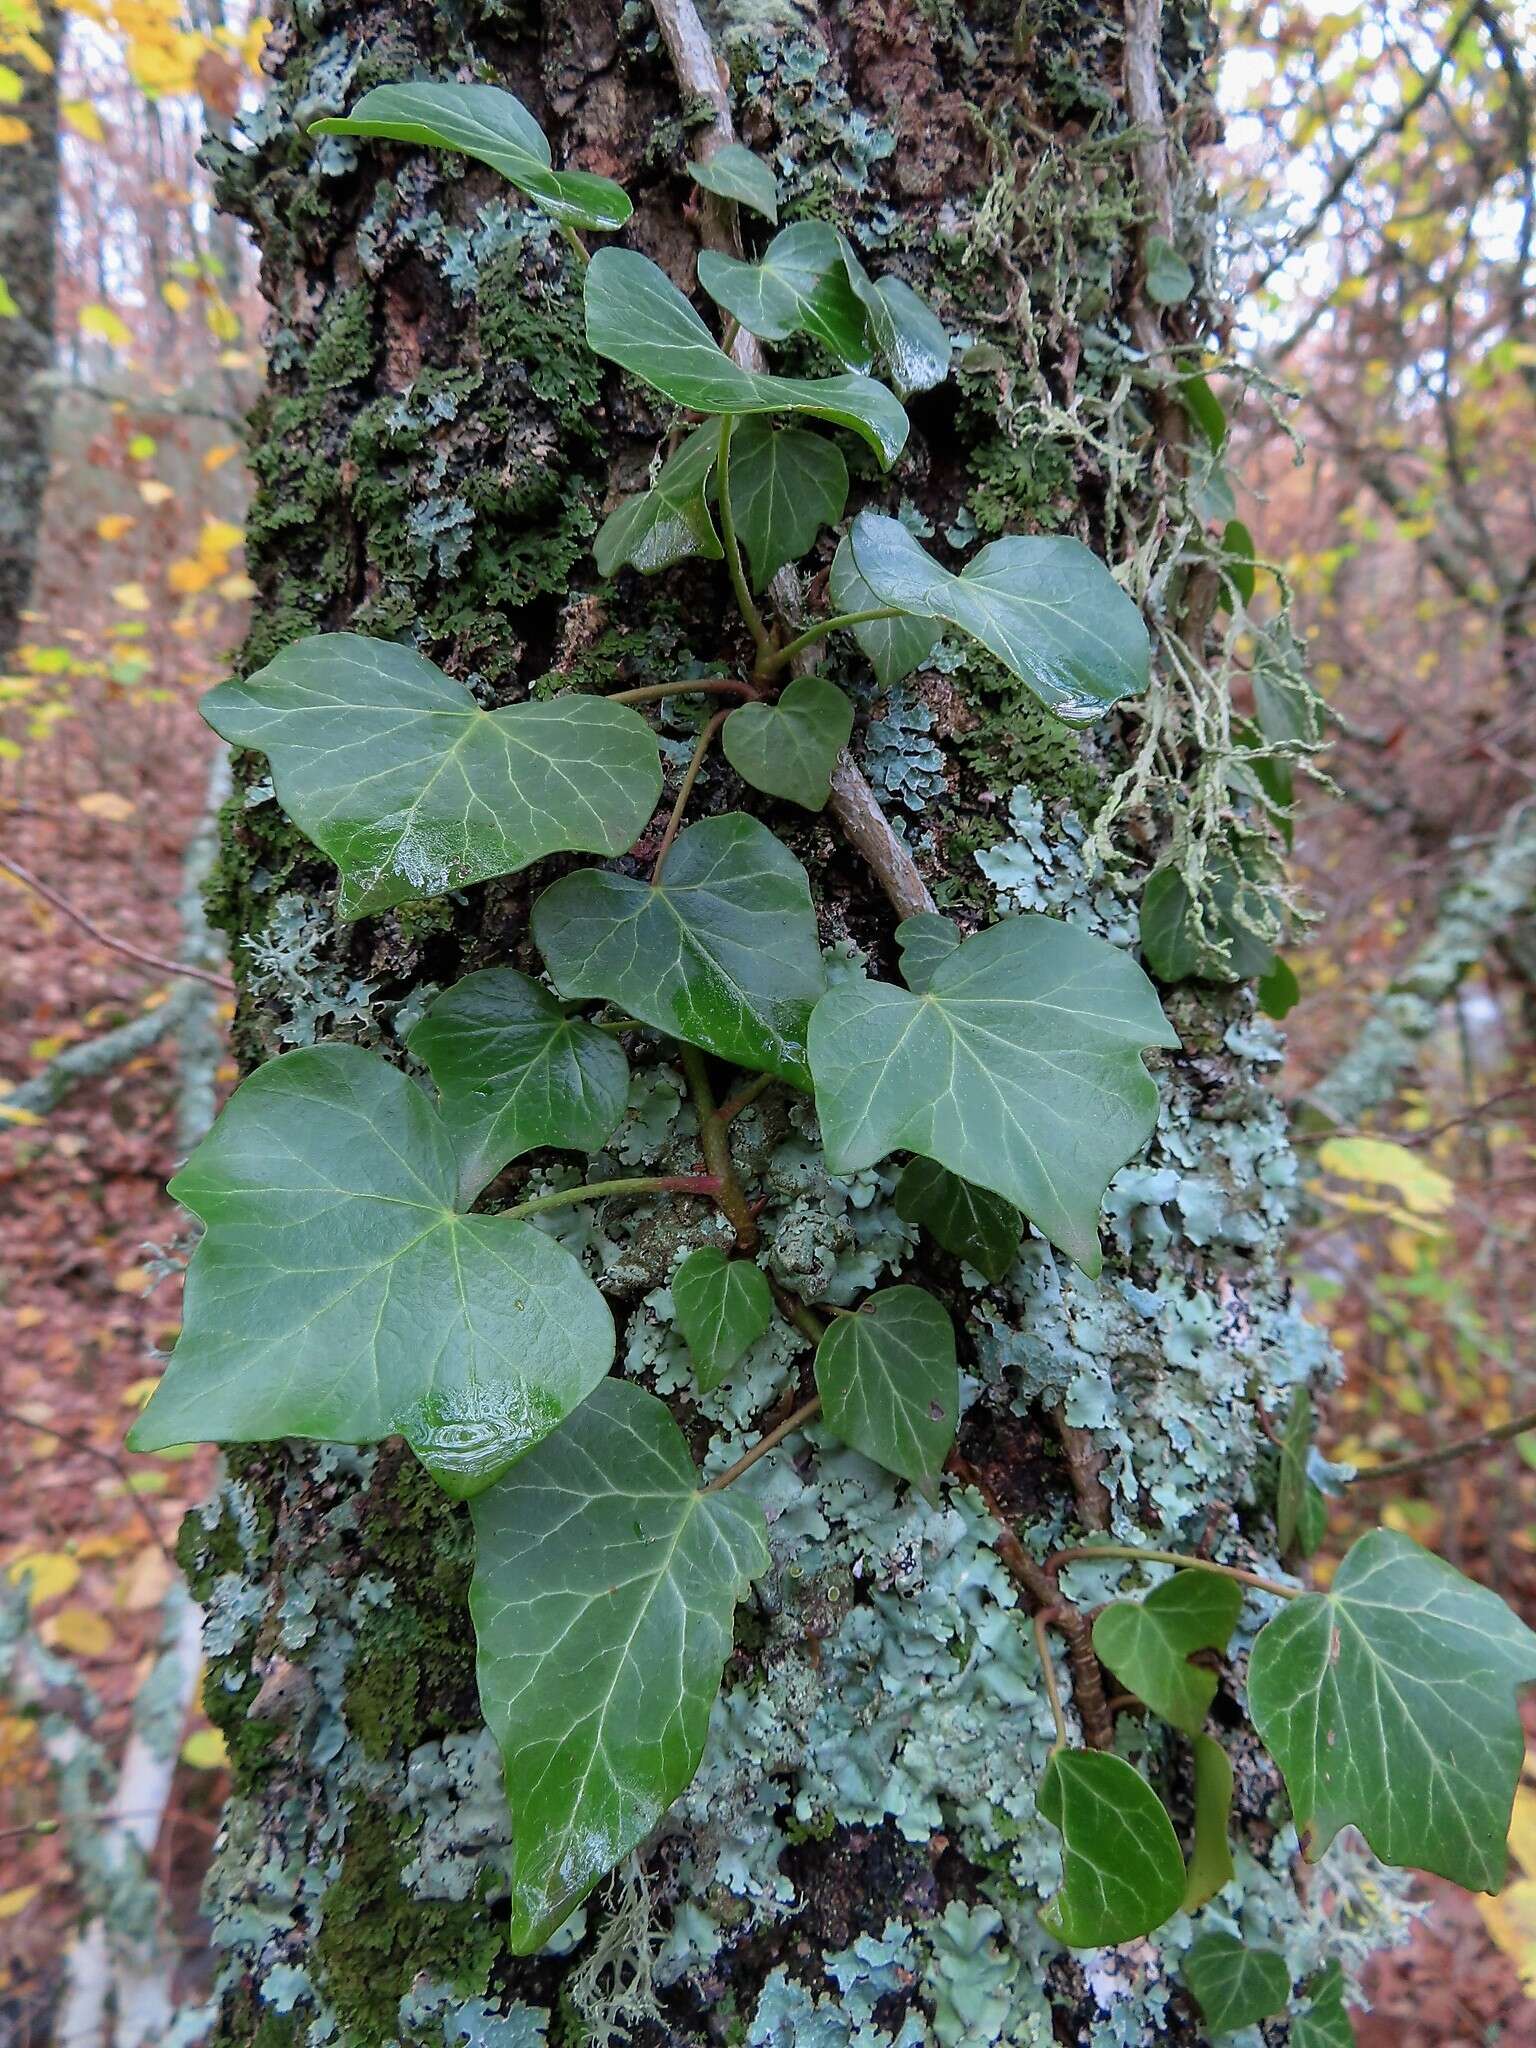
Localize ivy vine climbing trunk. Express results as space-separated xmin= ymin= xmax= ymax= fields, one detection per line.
xmin=182 ymin=4 xmax=1408 ymax=2043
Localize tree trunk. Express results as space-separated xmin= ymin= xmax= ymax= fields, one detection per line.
xmin=0 ymin=0 xmax=62 ymax=667
xmin=183 ymin=5 xmax=1409 ymax=2042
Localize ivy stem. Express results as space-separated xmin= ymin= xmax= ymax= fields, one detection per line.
xmin=558 ymin=221 xmax=590 ymax=268
xmin=1032 ymin=1610 xmax=1071 ymax=1753
xmin=680 ymin=1043 xmax=759 ymax=1250
xmin=713 ymin=1070 xmax=777 ymax=1126
xmin=1047 ymin=1542 xmax=1301 ymax=1601
xmin=702 ymin=1394 xmax=822 ymax=1494
xmin=500 ymin=1173 xmax=721 ymax=1221
xmin=717 ymin=415 xmax=770 ymax=657
xmin=758 ymin=608 xmax=904 ymax=677
xmin=652 ymin=710 xmax=729 ymax=884
xmin=607 ymin=677 xmax=758 ymax=707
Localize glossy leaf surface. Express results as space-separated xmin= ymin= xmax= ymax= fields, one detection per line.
xmin=469 ymin=1379 xmax=767 ymax=1951
xmin=533 ymin=813 xmax=826 ymax=1088
xmin=721 ymin=675 xmax=853 ymax=812
xmin=203 ymin=634 xmax=662 ymax=920
xmin=1249 ymin=1529 xmax=1536 ymax=1890
xmin=584 ymin=248 xmax=908 ymax=468
xmin=594 ymin=423 xmax=721 ymax=577
xmin=1038 ymin=1749 xmax=1187 ymax=1947
xmin=698 ymin=222 xmax=870 ymax=365
xmin=408 ymin=968 xmax=630 ymax=1204
xmin=312 ymin=83 xmax=631 ymax=232
xmin=1182 ymin=1733 xmax=1236 ymax=1910
xmin=672 ymin=1247 xmax=773 ymax=1392
xmin=827 ymin=526 xmax=940 ymax=686
xmin=837 ymin=234 xmax=950 ymax=395
xmin=808 ymin=914 xmax=1178 ymax=1275
xmin=725 ymin=418 xmax=848 ymax=590
xmin=1184 ymin=1934 xmax=1289 ymax=2035
xmin=127 ymin=1047 xmax=613 ymax=1499
xmin=1091 ymin=1571 xmax=1241 ymax=1735
xmin=688 ymin=142 xmax=779 ymax=221
xmin=893 ymin=1157 xmax=1021 ymax=1282
xmin=813 ymin=1284 xmax=958 ymax=1487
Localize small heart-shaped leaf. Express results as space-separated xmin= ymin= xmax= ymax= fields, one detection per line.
xmin=893 ymin=1158 xmax=1021 ymax=1282
xmin=1291 ymin=1962 xmax=1355 ymax=2048
xmin=1038 ymin=1749 xmax=1187 ymax=1947
xmin=672 ymin=1248 xmax=774 ymax=1392
xmin=594 ymin=422 xmax=722 ymax=577
xmin=1184 ymin=1933 xmax=1290 ymax=2035
xmin=813 ymin=1285 xmax=957 ymax=1488
xmin=688 ymin=142 xmax=779 ymax=222
xmin=1276 ymin=1386 xmax=1327 ymax=1559
xmin=312 ymin=82 xmax=631 ymax=233
xmin=1091 ymin=1571 xmax=1241 ymax=1735
xmin=725 ymin=418 xmax=848 ymax=590
xmin=1144 ymin=234 xmax=1195 ymax=306
xmin=895 ymin=912 xmax=962 ymax=991
xmin=699 ymin=222 xmax=871 ymax=366
xmin=837 ymin=234 xmax=950 ymax=396
xmin=827 ymin=525 xmax=940 ymax=687
xmin=408 ymin=968 xmax=630 ymax=1204
xmin=533 ymin=813 xmax=826 ymax=1087
xmin=203 ymin=634 xmax=662 ymax=920
xmin=722 ymin=676 xmax=853 ymax=812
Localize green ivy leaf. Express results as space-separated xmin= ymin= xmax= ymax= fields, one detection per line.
xmin=1144 ymin=234 xmax=1195 ymax=306
xmin=1291 ymin=1962 xmax=1355 ymax=2048
xmin=827 ymin=526 xmax=941 ymax=686
xmin=671 ymin=1248 xmax=774 ymax=1392
xmin=1184 ymin=1933 xmax=1290 ymax=2035
xmin=1038 ymin=1749 xmax=1187 ymax=1948
xmin=688 ymin=142 xmax=779 ymax=222
xmin=837 ymin=235 xmax=950 ymax=395
xmin=808 ymin=915 xmax=1178 ymax=1276
xmin=407 ymin=968 xmax=630 ymax=1205
xmin=1182 ymin=1732 xmax=1236 ymax=1910
xmin=469 ymin=1378 xmax=767 ymax=1952
xmin=894 ymin=912 xmax=962 ymax=991
xmin=698 ymin=222 xmax=871 ymax=367
xmin=594 ymin=422 xmax=722 ymax=577
xmin=837 ymin=511 xmax=1149 ymax=724
xmin=1248 ymin=1528 xmax=1536 ymax=1890
xmin=893 ymin=1158 xmax=1021 ymax=1282
xmin=1257 ymin=953 xmax=1300 ymax=1020
xmin=311 ymin=83 xmax=631 ymax=233
xmin=1220 ymin=518 xmax=1257 ymax=606
xmin=1139 ymin=858 xmax=1277 ymax=985
xmin=203 ymin=634 xmax=662 ymax=921
xmin=813 ymin=1285 xmax=958 ymax=1488
xmin=1091 ymin=1571 xmax=1242 ymax=1735
xmin=1180 ymin=371 xmax=1227 ymax=453
xmin=721 ymin=676 xmax=853 ymax=812
xmin=533 ymin=813 xmax=826 ymax=1088
xmin=1275 ymin=1386 xmax=1327 ymax=1559
xmin=726 ymin=418 xmax=848 ymax=590
xmin=585 ymin=248 xmax=908 ymax=469
xmin=126 ymin=1047 xmax=614 ymax=1499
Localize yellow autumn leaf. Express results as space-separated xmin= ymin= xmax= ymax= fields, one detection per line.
xmin=217 ymin=572 xmax=258 ymax=601
xmin=138 ymin=479 xmax=173 ymax=506
xmin=96 ymin=513 xmax=135 ymax=541
xmin=44 ymin=1606 xmax=114 ymax=1658
xmin=113 ymin=1264 xmax=150 ymax=1295
xmin=77 ymin=790 xmax=135 ymax=821
xmin=79 ymin=302 xmax=133 ymax=348
xmin=160 ymin=278 xmax=191 ymax=312
xmin=181 ymin=1727 xmax=229 ymax=1769
xmin=1316 ymin=1135 xmax=1454 ymax=1216
xmin=200 ymin=517 xmax=243 ymax=556
xmin=121 ymin=1375 xmax=160 ymax=1407
xmin=112 ymin=581 xmax=150 ymax=611
xmin=0 ymin=114 xmax=30 ymax=144
xmin=61 ymin=98 xmax=105 ymax=141
xmin=202 ymin=442 xmax=238 ymax=472
xmin=0 ymin=1887 xmax=40 ymax=1921
xmin=167 ymin=556 xmax=216 ymax=594
xmin=0 ymin=65 xmax=21 ymax=103
xmin=6 ymin=1551 xmax=80 ymax=1605
xmin=0 ymin=1093 xmax=42 ymax=1126
xmin=205 ymin=299 xmax=240 ymax=342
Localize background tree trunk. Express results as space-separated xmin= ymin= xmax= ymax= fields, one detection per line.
xmin=182 ymin=4 xmax=1410 ymax=2041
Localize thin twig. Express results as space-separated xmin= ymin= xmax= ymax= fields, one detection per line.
xmin=702 ymin=1395 xmax=822 ymax=1493
xmin=607 ymin=678 xmax=757 ymax=707
xmin=1344 ymin=1404 xmax=1536 ymax=1485
xmin=0 ymin=853 xmax=235 ymax=994
xmin=1032 ymin=1610 xmax=1070 ymax=1750
xmin=652 ymin=712 xmax=730 ymax=884
xmin=680 ymin=1045 xmax=759 ymax=1249
xmin=501 ymin=1174 xmax=721 ymax=1221
xmin=1048 ymin=1541 xmax=1299 ymax=1601
xmin=0 ymin=1406 xmax=175 ymax=1564
xmin=714 ymin=1071 xmax=776 ymax=1126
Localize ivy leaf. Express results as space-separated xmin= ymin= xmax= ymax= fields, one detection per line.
xmin=839 ymin=511 xmax=1149 ymax=724
xmin=1091 ymin=1572 xmax=1241 ymax=1736
xmin=1220 ymin=517 xmax=1257 ymax=607
xmin=1038 ymin=1750 xmax=1187 ymax=1948
xmin=1182 ymin=1732 xmax=1236 ymax=1911
xmin=721 ymin=676 xmax=853 ymax=812
xmin=1257 ymin=953 xmax=1300 ymax=1020
xmin=827 ymin=527 xmax=941 ymax=687
xmin=1183 ymin=1934 xmax=1290 ymax=2035
xmin=533 ymin=813 xmax=826 ymax=1088
xmin=311 ymin=83 xmax=631 ymax=233
xmin=837 ymin=235 xmax=950 ymax=396
xmin=469 ymin=1378 xmax=767 ymax=1952
xmin=594 ymin=422 xmax=722 ymax=577
xmin=895 ymin=912 xmax=962 ymax=991
xmin=1139 ymin=858 xmax=1277 ymax=985
xmin=688 ymin=142 xmax=779 ymax=222
xmin=1180 ymin=371 xmax=1227 ymax=453
xmin=726 ymin=418 xmax=848 ymax=590
xmin=1248 ymin=1528 xmax=1536 ymax=1890
xmin=672 ymin=1248 xmax=773 ymax=1392
xmin=893 ymin=1158 xmax=1021 ymax=1282
xmin=808 ymin=914 xmax=1178 ymax=1276
xmin=203 ymin=634 xmax=663 ymax=921
xmin=1291 ymin=1962 xmax=1355 ymax=2048
xmin=1144 ymin=234 xmax=1196 ymax=306
xmin=585 ymin=248 xmax=908 ymax=469
xmin=407 ymin=968 xmax=630 ymax=1205
xmin=1275 ymin=1387 xmax=1327 ymax=1559
xmin=813 ymin=1285 xmax=958 ymax=1488
xmin=126 ymin=1047 xmax=614 ymax=1500
xmin=698 ymin=222 xmax=871 ymax=367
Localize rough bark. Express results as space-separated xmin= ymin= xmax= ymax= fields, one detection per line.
xmin=0 ymin=0 xmax=62 ymax=667
xmin=175 ymin=5 xmax=1409 ymax=2043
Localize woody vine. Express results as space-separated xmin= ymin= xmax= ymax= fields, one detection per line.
xmin=128 ymin=77 xmax=1536 ymax=2039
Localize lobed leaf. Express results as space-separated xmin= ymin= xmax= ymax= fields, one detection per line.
xmin=469 ymin=1379 xmax=767 ymax=1951
xmin=894 ymin=912 xmax=962 ymax=991
xmin=827 ymin=528 xmax=940 ymax=687
xmin=813 ymin=1285 xmax=958 ymax=1488
xmin=725 ymin=418 xmax=848 ymax=590
xmin=688 ymin=142 xmax=779 ymax=222
xmin=808 ymin=914 xmax=1178 ymax=1276
xmin=1091 ymin=1570 xmax=1242 ymax=1736
xmin=721 ymin=675 xmax=853 ymax=813
xmin=893 ymin=1157 xmax=1021 ymax=1282
xmin=127 ymin=1047 xmax=614 ymax=1499
xmin=311 ymin=82 xmax=631 ymax=232
xmin=1183 ymin=1933 xmax=1290 ymax=2035
xmin=836 ymin=233 xmax=950 ymax=396
xmin=672 ymin=1247 xmax=773 ymax=1392
xmin=698 ymin=222 xmax=871 ymax=367
xmin=1291 ymin=1962 xmax=1355 ymax=2048
xmin=203 ymin=634 xmax=662 ymax=920
xmin=1038 ymin=1749 xmax=1187 ymax=1947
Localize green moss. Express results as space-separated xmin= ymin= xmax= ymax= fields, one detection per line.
xmin=308 ymin=284 xmax=378 ymax=392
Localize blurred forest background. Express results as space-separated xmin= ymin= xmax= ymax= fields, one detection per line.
xmin=1 ymin=0 xmax=1534 ymax=2042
